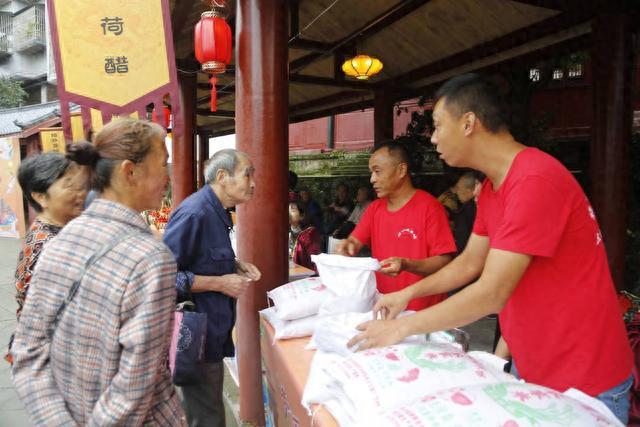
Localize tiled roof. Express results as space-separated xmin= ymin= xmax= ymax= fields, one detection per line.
xmin=0 ymin=101 xmax=66 ymax=136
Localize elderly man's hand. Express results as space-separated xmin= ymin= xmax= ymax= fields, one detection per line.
xmin=236 ymin=259 xmax=262 ymax=281
xmin=346 ymin=318 xmax=408 ymax=351
xmin=379 ymin=257 xmax=404 ymax=277
xmin=373 ymin=290 xmax=411 ymax=321
xmin=335 ymin=238 xmax=357 ymax=256
xmin=220 ymin=274 xmax=252 ymax=298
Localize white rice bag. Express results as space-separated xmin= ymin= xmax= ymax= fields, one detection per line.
xmin=308 ymin=342 xmax=516 ymax=424
xmin=310 ymin=311 xmax=427 ymax=356
xmin=311 ymin=254 xmax=381 ymax=316
xmin=354 ymin=382 xmax=623 ymax=427
xmin=259 ymin=307 xmax=318 ymax=340
xmin=267 ymin=276 xmax=332 ymax=320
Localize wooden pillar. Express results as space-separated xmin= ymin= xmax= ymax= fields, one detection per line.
xmin=590 ymin=12 xmax=633 ymax=289
xmin=197 ymin=130 xmax=210 ymax=189
xmin=235 ymin=0 xmax=288 ymax=425
xmin=172 ymin=71 xmax=197 ymax=206
xmin=374 ymin=88 xmax=394 ymax=146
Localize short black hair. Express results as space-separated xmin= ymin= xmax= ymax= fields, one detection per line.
xmin=289 ymin=200 xmax=310 ymax=228
xmin=18 ymin=152 xmax=72 ymax=212
xmin=371 ymin=140 xmax=421 ymax=174
xmin=289 ymin=171 xmax=298 ymax=191
xmin=435 ymin=73 xmax=508 ymax=133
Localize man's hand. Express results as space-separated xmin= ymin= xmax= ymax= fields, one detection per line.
xmin=379 ymin=257 xmax=404 ymax=277
xmin=373 ymin=290 xmax=411 ymax=320
xmin=219 ymin=274 xmax=252 ymax=298
xmin=335 ymin=238 xmax=358 ymax=256
xmin=346 ymin=318 xmax=409 ymax=351
xmin=236 ymin=259 xmax=262 ymax=281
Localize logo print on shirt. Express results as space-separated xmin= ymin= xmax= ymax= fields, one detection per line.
xmin=397 ymin=228 xmax=418 ymax=240
xmin=587 ymin=204 xmax=602 ymax=246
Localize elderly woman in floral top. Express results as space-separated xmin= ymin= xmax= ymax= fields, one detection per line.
xmin=6 ymin=153 xmax=87 ymax=363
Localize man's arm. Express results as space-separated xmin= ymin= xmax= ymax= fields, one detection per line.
xmin=379 ymin=233 xmax=491 ymax=316
xmin=348 ymin=248 xmax=531 ymax=349
xmin=334 ymin=235 xmax=363 ymax=256
xmin=189 ymin=259 xmax=261 ymax=298
xmin=378 ymin=254 xmax=452 ymax=277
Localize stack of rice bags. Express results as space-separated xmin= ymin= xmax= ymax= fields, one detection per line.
xmin=302 ymin=312 xmax=622 ymax=426
xmin=260 ymin=254 xmax=381 ymax=340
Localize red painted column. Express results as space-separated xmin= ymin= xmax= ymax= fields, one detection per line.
xmin=235 ymin=0 xmax=289 ymax=425
xmin=590 ymin=12 xmax=633 ymax=289
xmin=197 ymin=130 xmax=210 ymax=189
xmin=374 ymin=88 xmax=394 ymax=146
xmin=172 ymin=71 xmax=197 ymax=206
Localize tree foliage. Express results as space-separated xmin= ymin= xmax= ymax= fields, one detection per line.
xmin=0 ymin=77 xmax=27 ymax=108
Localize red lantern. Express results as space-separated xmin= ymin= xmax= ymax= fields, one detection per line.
xmin=152 ymin=106 xmax=171 ymax=129
xmin=194 ymin=1 xmax=232 ymax=112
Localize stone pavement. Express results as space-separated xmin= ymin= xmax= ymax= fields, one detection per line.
xmin=0 ymin=237 xmax=29 ymax=427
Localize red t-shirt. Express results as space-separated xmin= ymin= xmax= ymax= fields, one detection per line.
xmin=352 ymin=189 xmax=456 ymax=310
xmin=473 ymin=147 xmax=632 ymax=396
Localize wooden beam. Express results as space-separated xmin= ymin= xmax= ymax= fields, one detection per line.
xmin=391 ymin=33 xmax=591 ymax=103
xmin=290 ymin=38 xmax=333 ymax=52
xmin=211 ymin=127 xmax=236 ymax=138
xmin=290 ymin=98 xmax=373 ymax=123
xmin=199 ymin=118 xmax=235 ymax=132
xmin=289 ymin=0 xmax=431 ymax=73
xmin=384 ymin=10 xmax=592 ymax=88
xmin=508 ymin=0 xmax=572 ymax=10
xmin=289 ymin=73 xmax=382 ymax=90
xmin=196 ymin=109 xmax=235 ymax=117
xmin=196 ymin=84 xmax=236 ymax=105
xmin=171 ymin=1 xmax=193 ymax=46
xmin=196 ymin=83 xmax=235 ymax=92
xmin=289 ymin=0 xmax=299 ymax=39
xmin=291 ymin=90 xmax=364 ymax=112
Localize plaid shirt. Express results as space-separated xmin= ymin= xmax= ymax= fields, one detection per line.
xmin=11 ymin=199 xmax=186 ymax=426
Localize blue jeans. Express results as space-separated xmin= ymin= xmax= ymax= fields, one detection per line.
xmin=511 ymin=361 xmax=631 ymax=425
xmin=596 ymin=375 xmax=633 ymax=425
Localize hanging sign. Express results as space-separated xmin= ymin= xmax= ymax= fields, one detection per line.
xmin=40 ymin=128 xmax=66 ymax=153
xmin=47 ymin=0 xmax=181 ymax=141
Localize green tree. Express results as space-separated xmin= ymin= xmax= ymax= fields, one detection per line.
xmin=0 ymin=77 xmax=27 ymax=108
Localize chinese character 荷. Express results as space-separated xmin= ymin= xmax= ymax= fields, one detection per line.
xmin=101 ymin=17 xmax=124 ymax=36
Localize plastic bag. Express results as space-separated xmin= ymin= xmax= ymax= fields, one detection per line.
xmin=260 ymin=307 xmax=318 ymax=340
xmin=311 ymin=254 xmax=380 ymax=316
xmin=267 ymin=276 xmax=331 ymax=321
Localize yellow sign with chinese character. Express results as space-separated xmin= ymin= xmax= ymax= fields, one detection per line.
xmin=40 ymin=128 xmax=66 ymax=153
xmin=53 ymin=0 xmax=170 ymax=107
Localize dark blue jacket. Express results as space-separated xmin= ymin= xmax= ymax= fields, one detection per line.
xmin=163 ymin=185 xmax=236 ymax=362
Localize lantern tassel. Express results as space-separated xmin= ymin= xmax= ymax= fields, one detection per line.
xmin=210 ymin=76 xmax=217 ymax=112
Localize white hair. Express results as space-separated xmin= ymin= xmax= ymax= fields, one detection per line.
xmin=204 ymin=149 xmax=249 ymax=184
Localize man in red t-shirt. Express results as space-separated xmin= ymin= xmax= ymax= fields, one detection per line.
xmin=336 ymin=141 xmax=456 ymax=310
xmin=347 ymin=74 xmax=633 ymax=424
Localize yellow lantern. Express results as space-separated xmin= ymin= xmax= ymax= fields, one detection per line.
xmin=341 ymin=54 xmax=383 ymax=80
